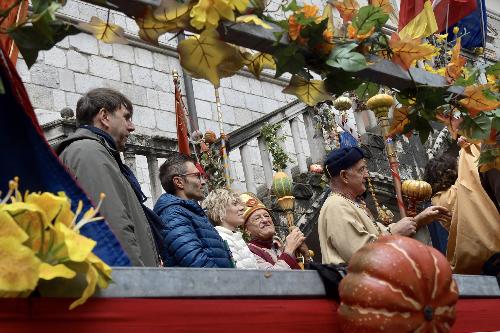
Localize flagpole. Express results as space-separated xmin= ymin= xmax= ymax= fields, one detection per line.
xmin=214 ymin=88 xmax=231 ymax=189
xmin=478 ymin=0 xmax=486 ymax=62
xmin=172 ymin=69 xmax=200 ymax=164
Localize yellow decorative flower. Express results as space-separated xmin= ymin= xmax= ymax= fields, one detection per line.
xmin=0 ymin=237 xmax=40 ymax=295
xmin=0 ymin=178 xmax=112 ymax=309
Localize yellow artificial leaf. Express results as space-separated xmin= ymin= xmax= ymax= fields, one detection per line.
xmin=446 ymin=37 xmax=466 ymax=83
xmin=321 ymin=3 xmax=335 ymax=38
xmin=217 ymin=46 xmax=245 ymax=79
xmin=369 ymin=0 xmax=393 ymax=14
xmin=70 ymin=263 xmax=98 ymax=310
xmin=235 ymin=15 xmax=271 ymax=29
xmin=331 ymin=0 xmax=359 ymax=24
xmin=459 ymin=85 xmax=500 ymax=117
xmin=56 ymin=223 xmax=96 ymax=262
xmin=136 ymin=5 xmax=190 ymax=44
xmin=282 ymin=75 xmax=332 ymax=106
xmin=389 ymin=35 xmax=437 ymax=70
xmin=190 ymin=0 xmax=235 ymax=30
xmin=0 ymin=210 xmax=29 ymax=242
xmin=38 ymin=263 xmax=76 ymax=280
xmin=388 ymin=106 xmax=410 ymax=137
xmin=244 ymin=52 xmax=275 ymax=79
xmin=0 ymin=238 xmax=40 ymax=293
xmin=178 ymin=29 xmax=238 ymax=87
xmin=78 ymin=16 xmax=128 ymax=44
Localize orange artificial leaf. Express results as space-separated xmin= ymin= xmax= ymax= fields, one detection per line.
xmin=459 ymin=85 xmax=500 ymax=117
xmin=288 ymin=15 xmax=302 ymax=41
xmin=388 ymin=106 xmax=410 ymax=137
xmin=389 ymin=35 xmax=437 ymax=70
xmin=347 ymin=23 xmax=375 ymax=41
xmin=78 ymin=16 xmax=128 ymax=44
xmin=369 ymin=0 xmax=393 ymax=14
xmin=331 ymin=0 xmax=359 ymax=24
xmin=302 ymin=4 xmax=319 ymax=18
xmin=446 ymin=37 xmax=466 ymax=83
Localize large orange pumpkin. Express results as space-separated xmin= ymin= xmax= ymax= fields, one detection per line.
xmin=338 ymin=235 xmax=458 ymax=333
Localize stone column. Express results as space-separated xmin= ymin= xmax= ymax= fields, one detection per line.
xmin=147 ymin=154 xmax=162 ymax=202
xmin=258 ymin=136 xmax=274 ymax=189
xmin=240 ymin=144 xmax=257 ymax=194
xmin=289 ymin=117 xmax=307 ymax=173
xmin=302 ymin=111 xmax=326 ymax=163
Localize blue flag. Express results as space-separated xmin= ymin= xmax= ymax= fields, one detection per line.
xmin=0 ymin=49 xmax=130 ymax=266
xmin=447 ymin=0 xmax=487 ymax=49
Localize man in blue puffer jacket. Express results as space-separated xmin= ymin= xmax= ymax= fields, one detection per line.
xmin=153 ymin=153 xmax=234 ymax=267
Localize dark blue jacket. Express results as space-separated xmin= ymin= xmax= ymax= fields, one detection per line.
xmin=153 ymin=193 xmax=234 ymax=268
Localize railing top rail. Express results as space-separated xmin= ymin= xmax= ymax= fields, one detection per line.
xmin=227 ymin=100 xmax=309 ymax=151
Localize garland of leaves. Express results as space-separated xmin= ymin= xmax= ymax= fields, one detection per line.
xmin=1 ymin=0 xmax=499 ymax=170
xmin=260 ymin=123 xmax=292 ymax=171
xmin=193 ymin=131 xmax=228 ymax=191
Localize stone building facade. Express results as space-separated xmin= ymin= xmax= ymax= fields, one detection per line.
xmin=20 ymin=0 xmax=500 ymax=208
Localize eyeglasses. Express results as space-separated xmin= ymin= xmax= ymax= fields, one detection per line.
xmin=177 ymin=172 xmax=206 ymax=181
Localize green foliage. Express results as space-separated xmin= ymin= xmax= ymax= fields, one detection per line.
xmin=260 ymin=123 xmax=292 ymax=171
xmin=485 ymin=62 xmax=500 ymax=76
xmin=198 ymin=142 xmax=229 ymax=191
xmin=326 ymin=43 xmax=367 ymax=72
xmin=325 ymin=71 xmax=362 ymax=96
xmin=273 ymin=44 xmax=306 ymax=78
xmin=478 ymin=147 xmax=499 ymax=166
xmin=454 ymin=67 xmax=480 ymax=87
xmin=3 ymin=0 xmax=79 ymax=68
xmin=351 ymin=5 xmax=389 ymax=35
xmin=460 ymin=113 xmax=492 ymax=141
xmin=355 ymin=82 xmax=379 ymax=101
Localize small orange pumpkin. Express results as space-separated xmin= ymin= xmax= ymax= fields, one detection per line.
xmin=338 ymin=235 xmax=458 ymax=333
xmin=402 ymin=180 xmax=433 ymax=202
xmin=204 ymin=130 xmax=217 ymax=144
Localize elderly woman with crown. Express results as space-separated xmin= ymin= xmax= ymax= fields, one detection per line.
xmin=239 ymin=193 xmax=305 ymax=270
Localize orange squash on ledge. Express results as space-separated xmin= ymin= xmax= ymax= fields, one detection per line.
xmin=338 ymin=235 xmax=458 ymax=333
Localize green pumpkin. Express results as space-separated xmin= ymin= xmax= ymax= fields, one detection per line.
xmin=272 ymin=171 xmax=293 ymax=197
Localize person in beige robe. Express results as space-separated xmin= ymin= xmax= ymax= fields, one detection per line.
xmin=432 ymin=142 xmax=500 ymax=274
xmin=319 ymin=147 xmax=451 ymax=265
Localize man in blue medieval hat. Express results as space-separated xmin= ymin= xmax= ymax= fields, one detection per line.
xmin=318 ymin=147 xmax=451 ymax=265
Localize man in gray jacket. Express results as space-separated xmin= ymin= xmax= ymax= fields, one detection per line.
xmin=56 ymin=88 xmax=159 ymax=266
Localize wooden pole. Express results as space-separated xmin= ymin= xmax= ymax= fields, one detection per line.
xmin=214 ymin=87 xmax=231 ymax=189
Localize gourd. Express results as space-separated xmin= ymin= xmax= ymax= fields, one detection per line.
xmin=366 ymin=94 xmax=394 ymax=118
xmin=338 ymin=235 xmax=458 ymax=333
xmin=272 ymin=171 xmax=293 ymax=197
xmin=402 ymin=180 xmax=433 ymax=202
xmin=204 ymin=130 xmax=217 ymax=144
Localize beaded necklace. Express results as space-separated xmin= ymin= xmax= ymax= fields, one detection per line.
xmin=331 ymin=192 xmax=383 ymax=235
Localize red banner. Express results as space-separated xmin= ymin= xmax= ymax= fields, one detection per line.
xmin=0 ymin=298 xmax=499 ymax=333
xmin=0 ymin=0 xmax=28 ymax=65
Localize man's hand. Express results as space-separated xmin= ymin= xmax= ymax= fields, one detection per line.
xmin=415 ymin=206 xmax=452 ymax=228
xmin=390 ymin=217 xmax=417 ymax=236
xmin=284 ymin=228 xmax=306 ymax=256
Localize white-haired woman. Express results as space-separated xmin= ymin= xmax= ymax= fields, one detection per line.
xmin=202 ymin=189 xmax=258 ymax=269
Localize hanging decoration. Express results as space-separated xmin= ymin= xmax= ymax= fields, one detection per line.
xmin=366 ymin=92 xmax=407 ymax=218
xmin=401 ymin=179 xmax=433 ymax=217
xmin=214 ymin=88 xmax=232 ymax=188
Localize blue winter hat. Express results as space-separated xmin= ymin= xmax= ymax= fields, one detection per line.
xmin=324 ymin=147 xmax=365 ymax=178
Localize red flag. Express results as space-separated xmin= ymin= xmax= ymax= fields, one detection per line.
xmin=0 ymin=1 xmax=28 ymax=65
xmin=432 ymin=0 xmax=477 ymax=32
xmin=174 ymin=81 xmax=191 ymax=155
